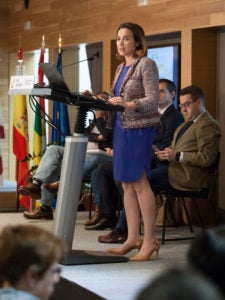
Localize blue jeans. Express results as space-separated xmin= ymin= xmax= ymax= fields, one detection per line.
xmin=34 ymin=145 xmax=112 ymax=207
xmin=83 ymin=154 xmax=113 ymax=206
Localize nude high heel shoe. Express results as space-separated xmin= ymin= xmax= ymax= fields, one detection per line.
xmin=107 ymin=239 xmax=143 ymax=256
xmin=129 ymin=239 xmax=160 ymax=261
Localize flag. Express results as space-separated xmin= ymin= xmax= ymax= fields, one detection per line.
xmin=33 ymin=46 xmax=46 ymax=166
xmin=0 ymin=105 xmax=5 ymax=186
xmin=51 ymin=51 xmax=71 ymax=146
xmin=13 ymin=95 xmax=31 ymax=210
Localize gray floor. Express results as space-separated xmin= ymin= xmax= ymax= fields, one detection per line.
xmin=0 ymin=211 xmax=201 ymax=300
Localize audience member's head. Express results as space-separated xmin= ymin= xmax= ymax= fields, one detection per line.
xmin=178 ymin=85 xmax=206 ymax=121
xmin=179 ymin=85 xmax=205 ymax=106
xmin=188 ymin=225 xmax=225 ymax=296
xmin=0 ymin=224 xmax=66 ymax=300
xmin=158 ymin=78 xmax=176 ymax=109
xmin=136 ymin=267 xmax=224 ymax=300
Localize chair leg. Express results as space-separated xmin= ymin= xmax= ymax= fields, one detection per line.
xmin=117 ymin=192 xmax=122 ymax=219
xmin=192 ymin=198 xmax=204 ymax=228
xmin=162 ymin=197 xmax=168 ymax=244
xmin=16 ymin=191 xmax=20 ymax=212
xmin=208 ymin=198 xmax=218 ymax=224
xmin=167 ymin=196 xmax=179 ymax=227
xmin=88 ymin=186 xmax=93 ymax=219
xmin=180 ymin=198 xmax=193 ymax=233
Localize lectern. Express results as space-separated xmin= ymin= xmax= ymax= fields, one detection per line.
xmin=33 ymin=63 xmax=128 ymax=265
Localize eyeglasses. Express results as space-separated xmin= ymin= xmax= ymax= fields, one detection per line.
xmin=178 ymin=100 xmax=196 ymax=109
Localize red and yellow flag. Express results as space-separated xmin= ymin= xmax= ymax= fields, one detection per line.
xmin=13 ymin=94 xmax=30 ymax=209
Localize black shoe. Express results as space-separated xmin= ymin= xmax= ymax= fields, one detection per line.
xmin=85 ymin=217 xmax=112 ymax=230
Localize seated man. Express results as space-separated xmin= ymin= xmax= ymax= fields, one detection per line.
xmin=151 ymin=85 xmax=221 ymax=192
xmin=96 ymin=78 xmax=184 ymax=237
xmin=0 ymin=224 xmax=66 ymax=300
xmin=19 ymin=92 xmax=113 ymax=220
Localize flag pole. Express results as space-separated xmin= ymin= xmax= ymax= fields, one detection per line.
xmin=51 ymin=34 xmax=71 ymax=145
xmin=58 ymin=34 xmax=62 ymax=53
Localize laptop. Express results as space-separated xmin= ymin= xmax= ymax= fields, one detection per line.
xmin=39 ymin=62 xmax=70 ymax=93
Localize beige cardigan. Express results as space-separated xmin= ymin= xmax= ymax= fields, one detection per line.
xmin=107 ymin=56 xmax=160 ymax=129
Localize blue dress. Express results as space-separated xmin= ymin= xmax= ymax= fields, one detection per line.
xmin=113 ymin=66 xmax=155 ymax=182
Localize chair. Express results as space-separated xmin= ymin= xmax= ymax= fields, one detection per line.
xmin=154 ymin=152 xmax=221 ymax=244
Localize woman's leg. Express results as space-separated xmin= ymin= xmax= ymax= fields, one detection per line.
xmin=133 ymin=172 xmax=156 ymax=256
xmin=107 ymin=171 xmax=157 ymax=257
xmin=122 ymin=182 xmax=141 ymax=244
xmin=107 ymin=182 xmax=142 ymax=254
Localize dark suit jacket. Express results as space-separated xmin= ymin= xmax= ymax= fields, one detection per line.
xmin=154 ymin=104 xmax=184 ymax=150
xmin=85 ymin=117 xmax=113 ymax=150
xmin=152 ymin=104 xmax=184 ymax=168
xmin=169 ymin=111 xmax=221 ymax=191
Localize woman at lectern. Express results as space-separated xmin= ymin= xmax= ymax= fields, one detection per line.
xmin=106 ymin=22 xmax=160 ymax=261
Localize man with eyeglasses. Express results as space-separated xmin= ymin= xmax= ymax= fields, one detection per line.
xmin=151 ymin=85 xmax=221 ymax=191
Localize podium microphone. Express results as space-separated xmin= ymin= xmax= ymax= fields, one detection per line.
xmin=62 ymin=51 xmax=100 ymax=69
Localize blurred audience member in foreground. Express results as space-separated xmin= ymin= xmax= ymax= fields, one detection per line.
xmin=136 ymin=267 xmax=224 ymax=300
xmin=188 ymin=225 xmax=225 ymax=297
xmin=0 ymin=224 xmax=66 ymax=300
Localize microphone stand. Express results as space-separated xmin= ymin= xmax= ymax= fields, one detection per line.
xmin=60 ymin=52 xmax=99 ymax=70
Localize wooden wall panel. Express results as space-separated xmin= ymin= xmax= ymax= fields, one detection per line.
xmin=192 ymin=28 xmax=217 ymax=118
xmin=8 ymin=0 xmax=225 ymax=52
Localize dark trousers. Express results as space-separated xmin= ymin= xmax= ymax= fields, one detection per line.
xmin=98 ymin=161 xmax=120 ymax=215
xmin=150 ymin=164 xmax=173 ymax=191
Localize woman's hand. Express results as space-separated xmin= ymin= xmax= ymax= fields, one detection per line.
xmin=108 ymin=97 xmax=137 ymax=111
xmin=82 ymin=90 xmax=97 ymax=99
xmin=108 ymin=96 xmax=124 ymax=106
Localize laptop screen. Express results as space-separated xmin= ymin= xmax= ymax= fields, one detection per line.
xmin=39 ymin=63 xmax=70 ymax=93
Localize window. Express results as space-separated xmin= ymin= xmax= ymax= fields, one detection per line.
xmin=147 ymin=44 xmax=180 ymax=106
